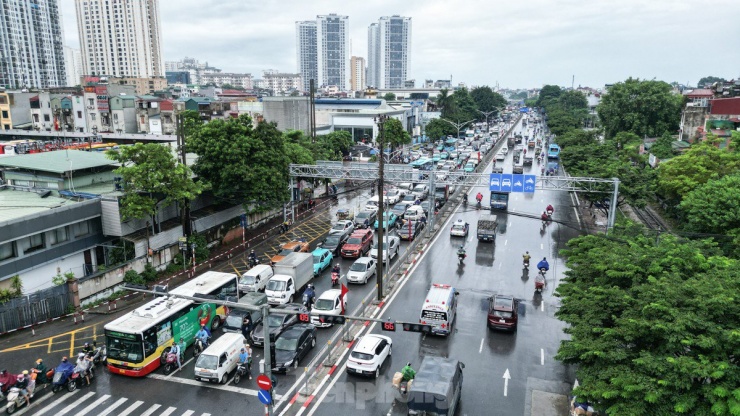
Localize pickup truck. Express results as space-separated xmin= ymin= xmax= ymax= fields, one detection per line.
xmin=477 ymin=214 xmax=499 ymax=242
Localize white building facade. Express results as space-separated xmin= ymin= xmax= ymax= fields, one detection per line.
xmin=199 ymin=73 xmax=253 ymax=89
xmin=296 ymin=20 xmax=318 ymax=91
xmin=366 ymin=23 xmax=379 ymax=89
xmin=350 ymin=56 xmax=366 ymax=92
xmin=369 ymin=16 xmax=412 ymax=89
xmin=264 ymin=73 xmax=302 ymax=95
xmin=75 ymin=0 xmax=165 ymax=78
xmin=64 ymin=46 xmax=83 ymax=86
xmin=0 ymin=0 xmax=67 ymax=89
xmin=316 ymin=14 xmax=349 ymax=90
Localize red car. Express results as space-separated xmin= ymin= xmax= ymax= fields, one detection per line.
xmin=340 ymin=229 xmax=374 ymax=259
xmin=487 ymin=295 xmax=518 ymax=331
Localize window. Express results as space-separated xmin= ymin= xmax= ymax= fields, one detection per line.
xmin=50 ymin=227 xmax=68 ymax=245
xmin=90 ymin=113 xmax=96 ymax=121
xmin=142 ymin=327 xmax=158 ymax=357
xmin=88 ymin=98 xmax=94 ymax=106
xmin=75 ymin=221 xmax=90 ymax=237
xmin=77 ymin=111 xmax=82 ymax=118
xmin=33 ymin=114 xmax=39 ymax=122
xmin=0 ymin=242 xmax=15 ymax=261
xmin=25 ymin=233 xmax=45 ymax=254
xmin=44 ymin=114 xmax=50 ymax=122
xmin=1 ymin=110 xmax=8 ymax=119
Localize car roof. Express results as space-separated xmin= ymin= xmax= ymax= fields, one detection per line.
xmin=282 ymin=240 xmax=306 ymax=248
xmin=493 ymin=295 xmax=514 ymax=310
xmin=317 ymin=289 xmax=341 ymax=300
xmin=350 ymin=229 xmax=372 ymax=237
xmin=311 ymin=247 xmax=330 ymax=255
xmin=280 ymin=325 xmax=311 ymax=338
xmin=354 ymin=334 xmax=391 ymax=354
xmin=453 ymin=219 xmax=465 ymax=224
xmin=335 ymin=220 xmax=353 ymax=226
xmin=354 ymin=257 xmax=373 ymax=264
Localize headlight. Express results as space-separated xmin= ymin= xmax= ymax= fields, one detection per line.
xmin=284 ymin=360 xmax=293 ymax=366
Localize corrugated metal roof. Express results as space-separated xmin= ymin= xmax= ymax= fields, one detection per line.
xmin=0 ymin=188 xmax=75 ymax=223
xmin=0 ymin=150 xmax=116 ymax=174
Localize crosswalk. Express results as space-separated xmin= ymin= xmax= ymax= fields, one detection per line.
xmin=17 ymin=390 xmax=213 ymax=416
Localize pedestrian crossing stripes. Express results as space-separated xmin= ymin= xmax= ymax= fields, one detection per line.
xmin=17 ymin=391 xmax=215 ymax=416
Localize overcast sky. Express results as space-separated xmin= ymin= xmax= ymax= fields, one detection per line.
xmin=59 ymin=0 xmax=740 ymax=89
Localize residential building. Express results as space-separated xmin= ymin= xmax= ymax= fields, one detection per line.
xmin=350 ymin=57 xmax=366 ymax=92
xmin=199 ymin=73 xmax=253 ymax=89
xmin=262 ymin=97 xmax=309 ymax=132
xmin=75 ymin=0 xmax=164 ymax=78
xmin=404 ymin=80 xmax=416 ymax=89
xmin=296 ymin=21 xmax=318 ymax=91
xmin=368 ymin=16 xmax=412 ymax=89
xmin=166 ymin=71 xmax=191 ymax=84
xmin=109 ymin=95 xmax=137 ymax=134
xmin=107 ymin=76 xmax=167 ymax=96
xmin=367 ymin=23 xmax=379 ymax=88
xmin=164 ymin=57 xmax=221 ymax=85
xmin=0 ymin=0 xmax=67 ymax=88
xmin=264 ymin=72 xmax=303 ymax=95
xmin=64 ymin=47 xmax=84 ymax=87
xmin=316 ymin=14 xmax=350 ymax=90
xmin=0 ymin=91 xmax=34 ymax=130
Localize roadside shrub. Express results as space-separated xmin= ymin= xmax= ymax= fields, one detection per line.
xmin=123 ymin=270 xmax=144 ymax=285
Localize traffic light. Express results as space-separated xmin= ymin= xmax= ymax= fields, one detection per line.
xmin=318 ymin=315 xmax=346 ymax=325
xmin=381 ymin=320 xmax=397 ymax=332
xmin=403 ymin=323 xmax=432 ymax=334
xmin=269 ymin=344 xmax=276 ymax=369
xmin=298 ymin=313 xmax=311 ymax=323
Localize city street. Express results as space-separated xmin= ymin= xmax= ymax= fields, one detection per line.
xmin=2 ymin=115 xmax=580 ymax=416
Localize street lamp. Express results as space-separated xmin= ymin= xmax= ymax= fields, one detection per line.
xmin=373 ymin=114 xmax=389 ymax=302
xmin=477 ymin=109 xmax=497 ymax=130
xmin=438 ymin=118 xmax=475 ymax=139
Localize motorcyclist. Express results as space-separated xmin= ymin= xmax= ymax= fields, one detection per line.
xmin=541 ymin=211 xmax=550 ymax=222
xmin=32 ymin=358 xmax=48 ymax=385
xmin=476 ymin=192 xmax=483 ymax=203
xmin=82 ymin=342 xmax=95 ymax=358
xmin=14 ymin=372 xmax=30 ymax=406
xmin=401 ymin=362 xmax=416 ymax=382
xmin=76 ymin=352 xmax=92 ymax=386
xmin=546 ymin=204 xmax=554 ymax=214
xmin=238 ymin=346 xmax=252 ymax=380
xmin=332 ymin=264 xmax=341 ymax=276
xmin=303 ymin=284 xmax=316 ymax=310
xmin=537 ymin=257 xmax=550 ymax=273
xmin=170 ymin=338 xmax=183 ymax=370
xmin=195 ymin=325 xmax=210 ymax=348
xmin=522 ymin=251 xmax=531 ymax=267
xmin=457 ymin=245 xmax=466 ymax=259
xmin=248 ymin=250 xmax=258 ymax=266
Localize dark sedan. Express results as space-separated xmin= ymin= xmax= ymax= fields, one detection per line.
xmin=320 ymin=231 xmax=349 ymax=255
xmin=397 ymin=220 xmax=425 ymax=241
xmin=251 ymin=303 xmax=304 ymax=346
xmin=272 ymin=324 xmax=317 ymax=372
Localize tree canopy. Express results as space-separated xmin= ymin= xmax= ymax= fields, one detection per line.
xmin=597 ymin=78 xmax=682 ymax=139
xmin=381 ymin=118 xmax=411 ymax=148
xmin=383 ymin=92 xmax=396 ymax=101
xmin=107 ymin=143 xmax=204 ymax=221
xmin=556 ymin=227 xmax=740 ymax=416
xmin=697 ymin=76 xmax=726 ymax=88
xmin=679 ymin=174 xmax=740 ymax=235
xmin=470 ymin=86 xmax=507 ymax=115
xmin=425 ymin=118 xmax=457 ymax=140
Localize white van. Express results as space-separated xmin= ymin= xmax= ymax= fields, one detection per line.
xmin=194 ymin=333 xmax=245 ymax=384
xmin=239 ymin=264 xmax=274 ymax=293
xmin=419 ymin=283 xmax=459 ymax=337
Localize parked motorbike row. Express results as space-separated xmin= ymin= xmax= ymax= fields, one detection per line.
xmin=0 ymin=342 xmax=106 ymax=413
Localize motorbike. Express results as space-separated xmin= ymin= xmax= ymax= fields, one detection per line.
xmin=535 ymin=269 xmax=547 ymax=293
xmin=302 ymin=293 xmax=315 ymax=311
xmin=462 ymin=198 xmax=467 ymax=209
xmin=193 ymin=337 xmax=210 ymax=358
xmin=51 ymin=363 xmax=76 ymax=393
xmin=248 ymin=256 xmax=260 ymax=268
xmin=4 ymin=380 xmax=35 ymax=414
xmin=69 ymin=365 xmax=93 ymax=391
xmin=30 ymin=367 xmax=55 ymax=388
xmin=331 ymin=272 xmax=340 ymax=286
xmin=0 ymin=372 xmax=18 ymax=401
xmin=233 ymin=360 xmax=251 ymax=384
xmin=546 ymin=208 xmax=554 ymax=217
xmin=392 ymin=371 xmax=412 ymax=401
xmin=162 ymin=351 xmax=182 ymax=375
xmin=523 ymin=259 xmax=530 ymax=270
xmin=457 ymin=252 xmax=466 ymax=265
xmin=86 ymin=342 xmax=107 ymax=365
xmin=476 ymin=200 xmax=482 ymax=210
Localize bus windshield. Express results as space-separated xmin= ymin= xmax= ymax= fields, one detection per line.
xmin=106 ymin=333 xmax=144 ymax=363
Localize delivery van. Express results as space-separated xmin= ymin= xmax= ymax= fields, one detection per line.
xmin=238 ymin=264 xmax=274 ymax=293
xmin=194 ymin=333 xmax=245 ymax=384
xmin=408 ymin=356 xmax=465 ymax=416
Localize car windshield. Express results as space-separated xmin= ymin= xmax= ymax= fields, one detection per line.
xmin=275 ymin=337 xmax=299 ymax=351
xmin=278 ymin=249 xmax=294 ymax=256
xmin=387 ymin=190 xmax=399 ymax=196
xmin=225 ymin=314 xmax=244 ymax=328
xmin=356 ymin=212 xmax=369 ymax=220
xmin=350 ymin=262 xmax=367 ymax=272
xmin=392 ymin=204 xmax=406 ymax=211
xmin=240 ymin=275 xmax=255 ymax=285
xmin=106 ymin=334 xmax=143 ymax=363
xmin=195 ymin=354 xmax=218 ymax=370
xmin=266 ymin=315 xmax=285 ymax=328
xmin=314 ymin=299 xmax=334 ymax=311
xmin=346 ymin=237 xmax=362 ymax=245
xmin=350 ymin=351 xmax=374 ymax=361
xmin=492 ymin=310 xmax=513 ymax=319
xmin=413 ymin=186 xmax=424 ymax=192
xmin=374 ymin=242 xmax=391 ymax=249
xmin=331 ymin=224 xmax=345 ymax=231
xmin=313 ymin=255 xmax=322 ymax=264
xmin=452 ymin=224 xmax=465 ymax=230
xmin=324 ymin=235 xmax=341 ymax=245
xmin=403 ymin=195 xmax=415 ymax=201
xmin=266 ymin=280 xmax=286 ymax=291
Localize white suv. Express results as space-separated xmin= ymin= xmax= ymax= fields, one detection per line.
xmin=346 ymin=334 xmax=392 ymax=378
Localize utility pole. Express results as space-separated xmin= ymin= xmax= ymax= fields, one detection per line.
xmin=438 ymin=118 xmax=474 ymax=139
xmin=177 ymin=114 xmax=192 ymax=267
xmin=477 ymin=109 xmax=496 ymax=128
xmin=374 ymin=114 xmax=388 ymax=301
xmin=309 ymin=79 xmax=316 ymax=142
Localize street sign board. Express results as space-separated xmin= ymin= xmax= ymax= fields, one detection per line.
xmin=490 ymin=173 xmax=536 ymax=194
xmin=256 ymin=374 xmax=272 ymax=390
xmin=258 ymin=389 xmax=272 ymax=405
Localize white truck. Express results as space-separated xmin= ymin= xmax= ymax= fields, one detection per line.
xmin=265 ymin=252 xmax=313 ymax=305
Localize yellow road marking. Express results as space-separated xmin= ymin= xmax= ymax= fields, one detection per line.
xmin=232 ymin=265 xmax=241 ymax=277
xmin=69 ymin=331 xmax=75 ymax=357
xmin=1 ymin=324 xmax=99 ymax=353
xmin=47 ymin=337 xmax=53 ymax=354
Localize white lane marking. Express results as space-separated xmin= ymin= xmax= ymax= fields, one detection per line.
xmin=159 ymin=407 xmax=177 ymax=416
xmin=165 ymin=357 xmax=194 ymax=378
xmin=498 ymin=262 xmax=502 ymax=269
xmin=509 ymin=222 xmax=512 ymax=227
xmin=570 ymin=191 xmax=582 ymax=227
xmin=504 ymin=239 xmax=508 ymax=246
xmin=503 ymin=369 xmax=511 ymax=397
xmin=479 ymin=338 xmax=484 ymax=353
xmin=118 ymin=400 xmax=144 ymax=416
xmin=541 ymin=348 xmax=545 ymax=365
xmin=35 ymin=390 xmax=79 ymax=416
xmin=147 ymin=373 xmax=273 ymax=398
xmin=202 ymin=414 xmax=212 ymax=416
xmin=139 ymin=404 xmax=162 ymax=416
xmin=78 ymin=394 xmax=111 ymax=416
xmin=98 ymin=397 xmax=128 ymax=416
xmin=16 ymin=392 xmax=54 ymax=415
xmin=541 ymin=243 xmax=544 ymax=250
xmin=59 ymin=391 xmax=96 ymax=415
xmin=182 ymin=411 xmax=195 ymax=416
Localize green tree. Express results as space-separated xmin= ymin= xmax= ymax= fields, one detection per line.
xmin=425 ymin=118 xmax=457 ymax=140
xmin=446 ymin=87 xmax=478 ymax=123
xmin=651 ymin=132 xmax=675 ymax=159
xmin=597 ymin=78 xmax=683 ymax=139
xmin=187 ymin=114 xmax=290 ymax=210
xmin=436 ymin=88 xmax=455 ymax=118
xmin=107 ymin=143 xmax=205 ymax=222
xmin=556 ymin=229 xmax=740 ymax=416
xmin=470 ymin=86 xmax=507 ymax=115
xmin=324 ymin=131 xmax=353 ymax=156
xmin=536 ymin=85 xmax=562 ymax=108
xmin=383 ymin=92 xmax=396 ymax=101
xmin=679 ymin=174 xmax=740 ymax=234
xmin=381 ymin=118 xmax=411 ymax=148
xmin=697 ymin=76 xmax=726 ymax=88
xmin=510 ymin=91 xmax=528 ymax=100
xmin=656 ymin=139 xmax=740 ymax=204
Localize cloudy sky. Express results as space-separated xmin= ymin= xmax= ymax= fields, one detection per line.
xmin=59 ymin=0 xmax=740 ymax=89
